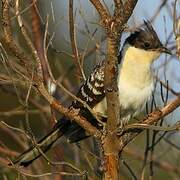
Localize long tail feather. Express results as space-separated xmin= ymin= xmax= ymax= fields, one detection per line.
xmin=11 ymin=117 xmax=91 ymax=167
xmin=12 ymin=127 xmax=63 ymax=167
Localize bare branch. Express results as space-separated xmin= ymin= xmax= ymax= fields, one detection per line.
xmin=89 ymin=0 xmax=110 ymax=21
xmin=120 ymin=96 xmax=180 ymax=149
xmin=2 ymin=0 xmax=36 ymax=76
xmin=173 ymin=0 xmax=180 ymax=58
xmin=15 ymin=0 xmax=43 ymax=78
xmin=2 ymin=0 xmax=101 ymax=144
xmin=69 ymin=0 xmax=86 ymax=80
xmin=123 ymin=121 xmax=180 ymax=132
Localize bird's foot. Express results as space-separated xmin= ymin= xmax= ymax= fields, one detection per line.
xmin=116 ymin=120 xmax=129 ymax=136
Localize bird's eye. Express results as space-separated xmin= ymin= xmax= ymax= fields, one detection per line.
xmin=144 ymin=42 xmax=150 ymax=48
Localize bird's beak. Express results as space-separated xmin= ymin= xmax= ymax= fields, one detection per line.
xmin=160 ymin=46 xmax=172 ymax=55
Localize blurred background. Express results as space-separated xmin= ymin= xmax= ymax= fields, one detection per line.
xmin=0 ymin=0 xmax=180 ymax=179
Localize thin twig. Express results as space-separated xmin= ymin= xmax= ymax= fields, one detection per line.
xmin=123 ymin=122 xmax=180 ymax=132
xmin=120 ymin=96 xmax=180 ymax=149
xmin=15 ymin=0 xmax=43 ymax=78
xmin=69 ymin=0 xmax=86 ymax=80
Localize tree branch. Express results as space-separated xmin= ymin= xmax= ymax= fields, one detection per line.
xmin=69 ymin=0 xmax=85 ymax=80
xmin=2 ymin=0 xmax=101 ymax=141
xmin=120 ymin=96 xmax=180 ymax=149
xmin=89 ymin=1 xmax=138 ymax=179
xmin=89 ymin=0 xmax=110 ymax=21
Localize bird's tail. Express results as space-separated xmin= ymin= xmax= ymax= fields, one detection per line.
xmin=12 ymin=126 xmax=64 ymax=167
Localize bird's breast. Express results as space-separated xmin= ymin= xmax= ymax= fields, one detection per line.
xmin=93 ymin=73 xmax=154 ymax=119
xmin=118 ymin=78 xmax=154 ymax=117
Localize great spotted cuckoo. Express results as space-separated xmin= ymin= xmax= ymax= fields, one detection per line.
xmin=12 ymin=21 xmax=171 ymax=167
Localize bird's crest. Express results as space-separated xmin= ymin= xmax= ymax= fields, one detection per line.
xmin=126 ymin=20 xmax=163 ymax=50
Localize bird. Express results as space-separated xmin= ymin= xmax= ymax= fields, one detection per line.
xmin=11 ymin=21 xmax=171 ymax=167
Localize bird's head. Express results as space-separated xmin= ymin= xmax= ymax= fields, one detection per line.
xmin=123 ymin=20 xmax=171 ymax=64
